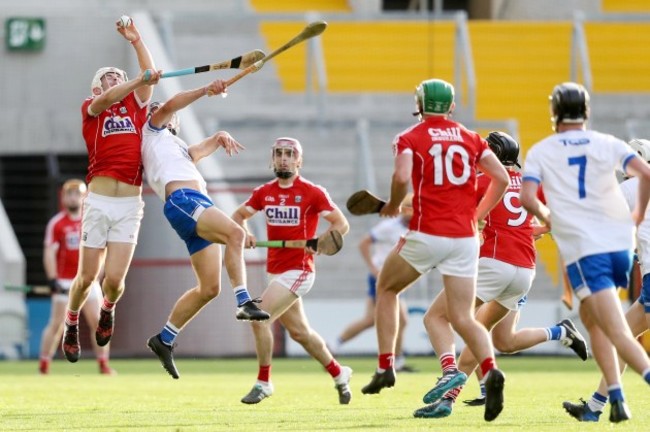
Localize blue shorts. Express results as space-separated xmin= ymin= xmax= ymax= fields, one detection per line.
xmin=367 ymin=274 xmax=377 ymax=300
xmin=640 ymin=274 xmax=650 ymax=313
xmin=163 ymin=189 xmax=212 ymax=255
xmin=566 ymin=250 xmax=633 ymax=301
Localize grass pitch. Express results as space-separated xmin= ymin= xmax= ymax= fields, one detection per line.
xmin=1 ymin=356 xmax=649 ymax=431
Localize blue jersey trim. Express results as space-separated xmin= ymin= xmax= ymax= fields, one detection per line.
xmin=522 ymin=175 xmax=541 ymax=184
xmin=622 ymin=153 xmax=636 ymax=174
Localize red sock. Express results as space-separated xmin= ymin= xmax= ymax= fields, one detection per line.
xmin=325 ymin=359 xmax=342 ymax=378
xmin=102 ymin=297 xmax=116 ymax=312
xmin=39 ymin=358 xmax=50 ymax=374
xmin=445 ymin=386 xmax=463 ymax=402
xmin=439 ymin=353 xmax=457 ymax=373
xmin=65 ymin=310 xmax=79 ymax=326
xmin=257 ymin=365 xmax=271 ymax=383
xmin=480 ymin=357 xmax=496 ymax=377
xmin=378 ymin=353 xmax=394 ymax=370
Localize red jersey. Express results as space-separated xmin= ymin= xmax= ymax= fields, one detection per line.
xmin=44 ymin=211 xmax=81 ymax=279
xmin=394 ymin=116 xmax=490 ymax=237
xmin=245 ymin=176 xmax=337 ymax=274
xmin=81 ymin=92 xmax=147 ymax=186
xmin=476 ymin=170 xmax=545 ymax=269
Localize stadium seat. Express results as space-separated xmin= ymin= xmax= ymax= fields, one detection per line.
xmin=602 ymin=0 xmax=650 ymax=13
xmin=585 ymin=23 xmax=650 ymax=92
xmin=250 ymin=0 xmax=350 ymax=13
xmin=259 ymin=21 xmax=456 ymax=92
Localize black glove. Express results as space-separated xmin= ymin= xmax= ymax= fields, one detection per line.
xmin=47 ymin=279 xmax=64 ymax=294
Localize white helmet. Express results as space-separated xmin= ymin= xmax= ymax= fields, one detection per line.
xmin=629 ymin=138 xmax=650 ymax=163
xmin=91 ymin=67 xmax=127 ymax=96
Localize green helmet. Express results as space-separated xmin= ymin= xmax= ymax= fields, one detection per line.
xmin=415 ymin=79 xmax=455 ymax=115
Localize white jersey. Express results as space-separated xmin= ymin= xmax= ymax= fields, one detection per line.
xmin=523 ymin=129 xmax=636 ymax=264
xmin=620 ymin=177 xmax=650 ymax=276
xmin=141 ymin=121 xmax=207 ymax=201
xmin=369 ymin=217 xmax=409 ymax=269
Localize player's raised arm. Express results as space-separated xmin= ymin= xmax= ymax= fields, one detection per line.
xmin=116 ymin=16 xmax=156 ymax=103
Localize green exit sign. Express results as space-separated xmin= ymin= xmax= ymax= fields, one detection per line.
xmin=6 ymin=17 xmax=45 ymax=51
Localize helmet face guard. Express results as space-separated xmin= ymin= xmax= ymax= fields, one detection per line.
xmin=550 ymin=82 xmax=589 ymax=130
xmin=91 ymin=67 xmax=127 ymax=96
xmin=415 ymin=79 xmax=455 ymax=117
xmin=629 ymin=138 xmax=650 ymax=163
xmin=271 ymin=137 xmax=303 ymax=179
xmin=486 ymin=131 xmax=520 ymax=168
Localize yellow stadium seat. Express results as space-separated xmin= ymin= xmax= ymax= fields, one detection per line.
xmin=585 ymin=23 xmax=650 ymax=92
xmin=250 ymin=0 xmax=350 ymax=12
xmin=259 ymin=21 xmax=456 ymax=92
xmin=602 ymin=0 xmax=650 ymax=13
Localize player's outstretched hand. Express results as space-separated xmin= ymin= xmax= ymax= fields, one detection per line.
xmin=214 ymin=131 xmax=244 ymax=156
xmin=116 ymin=16 xmax=141 ymax=44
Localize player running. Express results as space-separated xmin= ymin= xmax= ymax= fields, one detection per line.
xmin=360 ymin=78 xmax=510 ymax=422
xmin=413 ymin=131 xmax=588 ymax=418
xmin=521 ymin=82 xmax=650 ymax=423
xmin=232 ymin=137 xmax=352 ymax=405
xmin=562 ymin=138 xmax=650 ymax=422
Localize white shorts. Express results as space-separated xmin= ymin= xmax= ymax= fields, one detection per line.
xmin=52 ymin=279 xmax=102 ymax=303
xmin=476 ymin=257 xmax=535 ymax=311
xmin=398 ymin=231 xmax=479 ymax=277
xmin=268 ymin=270 xmax=316 ymax=298
xmin=81 ymin=192 xmax=144 ymax=248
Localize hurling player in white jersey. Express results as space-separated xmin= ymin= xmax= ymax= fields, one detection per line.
xmin=563 ymin=138 xmax=650 ymax=422
xmin=521 ymin=82 xmax=650 ymax=423
xmin=141 ymin=78 xmax=270 ymax=380
xmin=232 ymin=137 xmax=352 ymax=406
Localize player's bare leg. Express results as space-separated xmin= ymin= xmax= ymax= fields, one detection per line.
xmin=336 ymin=298 xmax=375 ymax=349
xmin=362 ymin=251 xmax=420 ymax=394
xmin=147 ymin=244 xmax=222 ymax=379
xmin=62 ymin=247 xmax=104 ymax=362
xmin=444 ymin=275 xmax=503 ymax=421
xmin=564 ymin=296 xmax=649 ymax=423
xmin=421 ymin=289 xmax=467 ymax=404
xmin=196 ymin=206 xmax=269 ymax=321
xmin=39 ymin=299 xmax=66 ymax=374
xmin=241 ymin=282 xmax=296 ymax=404
xmin=280 ymin=299 xmax=353 ymax=404
xmin=583 ymin=290 xmax=650 ymax=376
xmin=564 ymin=301 xmax=648 ymax=422
xmin=95 ymin=242 xmax=136 ymax=347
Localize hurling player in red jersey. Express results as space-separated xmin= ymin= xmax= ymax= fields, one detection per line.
xmin=360 ymin=79 xmax=509 ymax=422
xmin=39 ymin=180 xmax=114 ymax=375
xmin=232 ymin=137 xmax=352 ymax=405
xmin=413 ymin=132 xmax=587 ymax=418
xmin=62 ymin=16 xmax=161 ymax=363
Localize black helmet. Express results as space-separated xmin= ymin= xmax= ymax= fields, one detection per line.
xmin=486 ymin=131 xmax=520 ymax=167
xmin=550 ymin=82 xmax=590 ymax=129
